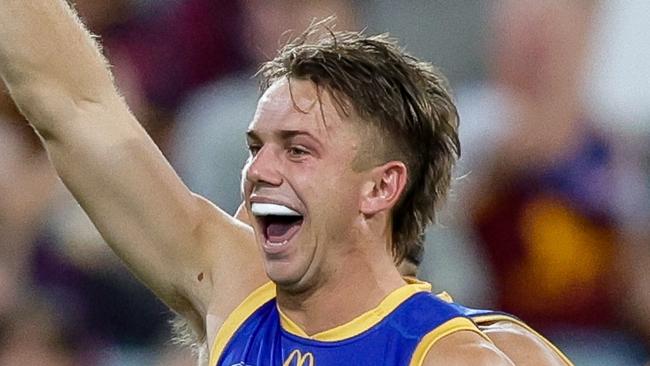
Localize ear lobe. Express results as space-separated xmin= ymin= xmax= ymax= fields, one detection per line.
xmin=360 ymin=161 xmax=408 ymax=215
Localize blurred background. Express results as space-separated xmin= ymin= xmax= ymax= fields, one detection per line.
xmin=1 ymin=0 xmax=649 ymax=365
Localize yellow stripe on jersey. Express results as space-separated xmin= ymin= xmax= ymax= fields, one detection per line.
xmin=279 ymin=279 xmax=432 ymax=341
xmin=409 ymin=317 xmax=491 ymax=366
xmin=209 ymin=282 xmax=275 ymax=366
xmin=472 ymin=314 xmax=575 ymax=366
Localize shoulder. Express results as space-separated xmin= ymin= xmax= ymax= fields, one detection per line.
xmin=481 ymin=321 xmax=570 ymax=365
xmin=423 ymin=330 xmax=514 ymax=366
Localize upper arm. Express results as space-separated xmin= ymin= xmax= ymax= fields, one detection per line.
xmin=423 ymin=330 xmax=515 ymax=366
xmin=12 ymin=86 xmax=265 ymax=341
xmin=46 ymin=99 xmax=265 ymax=317
xmin=234 ymin=202 xmax=251 ymax=225
xmin=482 ymin=321 xmax=571 ymax=366
xmin=0 ymin=0 xmax=266 ymax=337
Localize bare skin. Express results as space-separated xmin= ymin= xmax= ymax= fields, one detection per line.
xmin=482 ymin=321 xmax=569 ymax=365
xmin=426 ymin=331 xmax=515 ymax=366
xmin=0 ymin=1 xmax=563 ymax=364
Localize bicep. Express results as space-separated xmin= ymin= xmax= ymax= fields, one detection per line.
xmin=43 ymin=98 xmax=264 ymax=319
xmin=47 ymin=101 xmax=199 ymax=282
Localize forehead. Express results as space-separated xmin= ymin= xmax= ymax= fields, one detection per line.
xmin=248 ymin=78 xmax=353 ymax=139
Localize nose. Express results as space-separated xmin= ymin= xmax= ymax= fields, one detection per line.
xmin=245 ymin=146 xmax=283 ymax=187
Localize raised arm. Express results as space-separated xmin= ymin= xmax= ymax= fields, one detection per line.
xmin=0 ymin=0 xmax=264 ymax=335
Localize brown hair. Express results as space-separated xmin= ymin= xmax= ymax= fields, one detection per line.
xmin=258 ymin=19 xmax=460 ymax=264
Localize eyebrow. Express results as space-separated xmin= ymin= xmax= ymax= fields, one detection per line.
xmin=246 ymin=130 xmax=260 ymax=143
xmin=246 ymin=129 xmax=323 ymax=148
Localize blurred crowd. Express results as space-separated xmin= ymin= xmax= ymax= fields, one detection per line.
xmin=1 ymin=1 xmax=649 ymax=365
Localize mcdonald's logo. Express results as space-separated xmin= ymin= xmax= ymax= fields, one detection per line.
xmin=283 ymin=349 xmax=315 ymax=366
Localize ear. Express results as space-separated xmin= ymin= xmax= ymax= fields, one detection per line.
xmin=359 ymin=161 xmax=408 ymax=216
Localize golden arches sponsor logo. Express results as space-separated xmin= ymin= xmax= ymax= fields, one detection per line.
xmin=283 ymin=349 xmax=315 ymax=366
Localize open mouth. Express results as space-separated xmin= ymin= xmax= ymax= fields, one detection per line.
xmin=260 ymin=215 xmax=304 ymax=243
xmin=251 ymin=203 xmax=304 ymax=246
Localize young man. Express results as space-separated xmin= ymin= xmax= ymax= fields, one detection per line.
xmin=0 ymin=1 xmax=570 ymax=365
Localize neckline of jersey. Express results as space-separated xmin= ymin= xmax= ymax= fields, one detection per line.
xmin=277 ymin=278 xmax=432 ymax=342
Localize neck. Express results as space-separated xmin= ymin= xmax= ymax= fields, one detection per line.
xmin=275 ymin=248 xmax=405 ymax=336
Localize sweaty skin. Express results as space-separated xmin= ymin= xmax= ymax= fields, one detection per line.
xmin=0 ymin=2 xmax=565 ymax=364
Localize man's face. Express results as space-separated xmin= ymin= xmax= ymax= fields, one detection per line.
xmin=242 ymin=78 xmax=367 ymax=289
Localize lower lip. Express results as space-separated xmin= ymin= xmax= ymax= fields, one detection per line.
xmin=262 ymin=222 xmax=302 ymax=256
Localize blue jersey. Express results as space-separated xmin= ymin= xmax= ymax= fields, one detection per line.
xmin=209 ymin=280 xmax=488 ymax=366
xmin=208 ymin=280 xmax=572 ymax=366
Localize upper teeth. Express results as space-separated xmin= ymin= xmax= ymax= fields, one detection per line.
xmin=251 ymin=203 xmax=301 ymax=216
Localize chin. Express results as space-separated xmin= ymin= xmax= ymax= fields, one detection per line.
xmin=264 ymin=260 xmax=312 ymax=291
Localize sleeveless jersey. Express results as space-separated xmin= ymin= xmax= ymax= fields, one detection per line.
xmin=209 ymin=280 xmax=572 ymax=366
xmin=209 ymin=280 xmax=488 ymax=366
xmin=446 ymin=295 xmax=574 ymax=366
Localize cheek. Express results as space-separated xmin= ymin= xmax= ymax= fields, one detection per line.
xmin=288 ymin=160 xmax=361 ymax=215
xmin=310 ymin=172 xmax=362 ymax=228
